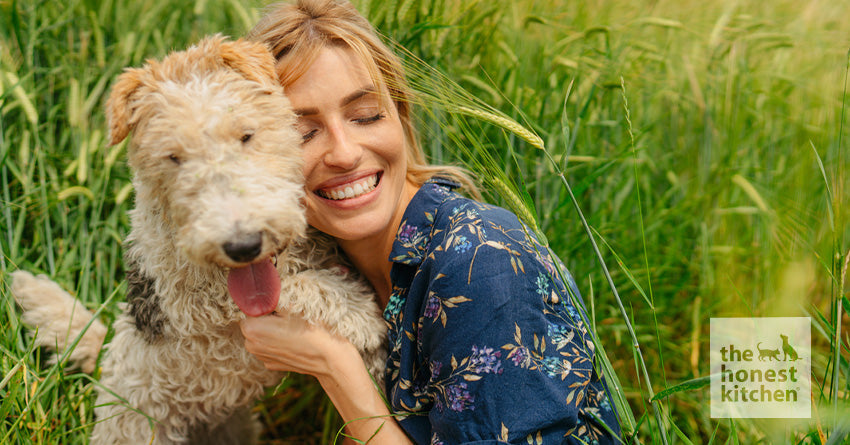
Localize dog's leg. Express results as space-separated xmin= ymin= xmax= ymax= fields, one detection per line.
xmin=90 ymin=399 xmax=159 ymax=445
xmin=91 ymin=323 xmax=187 ymax=445
xmin=279 ymin=269 xmax=387 ymax=381
xmin=11 ymin=270 xmax=108 ymax=374
xmin=90 ymin=329 xmax=162 ymax=444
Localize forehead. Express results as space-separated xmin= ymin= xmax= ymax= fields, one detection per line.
xmin=284 ymin=46 xmax=387 ymax=107
xmin=280 ymin=39 xmax=383 ymax=85
xmin=132 ymin=74 xmax=290 ymax=146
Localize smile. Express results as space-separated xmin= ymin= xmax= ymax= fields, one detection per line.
xmin=316 ymin=173 xmax=380 ymax=201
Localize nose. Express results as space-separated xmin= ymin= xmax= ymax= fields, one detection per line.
xmin=322 ymin=121 xmax=362 ymax=169
xmin=223 ymin=232 xmax=263 ymax=263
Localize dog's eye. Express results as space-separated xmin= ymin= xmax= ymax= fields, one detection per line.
xmin=240 ymin=132 xmax=253 ymax=143
xmin=168 ymin=154 xmax=181 ymax=165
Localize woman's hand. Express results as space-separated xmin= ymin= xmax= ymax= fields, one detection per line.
xmin=240 ymin=309 xmax=352 ymax=377
xmin=240 ymin=309 xmax=412 ymax=444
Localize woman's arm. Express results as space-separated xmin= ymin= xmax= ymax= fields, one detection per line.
xmin=240 ymin=312 xmax=412 ymax=444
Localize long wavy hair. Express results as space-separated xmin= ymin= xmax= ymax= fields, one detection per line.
xmin=246 ymin=0 xmax=480 ymax=197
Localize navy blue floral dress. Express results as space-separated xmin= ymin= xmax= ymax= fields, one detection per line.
xmin=383 ymin=177 xmax=621 ymax=444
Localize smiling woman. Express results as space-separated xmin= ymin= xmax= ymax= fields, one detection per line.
xmin=240 ymin=0 xmax=622 ymax=443
xmin=289 ymin=46 xmax=417 ymax=288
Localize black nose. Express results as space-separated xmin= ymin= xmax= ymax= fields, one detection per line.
xmin=223 ymin=232 xmax=263 ymax=263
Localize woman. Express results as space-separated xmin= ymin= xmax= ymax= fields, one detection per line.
xmin=240 ymin=1 xmax=622 ymax=443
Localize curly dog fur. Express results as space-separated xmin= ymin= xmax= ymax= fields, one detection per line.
xmin=12 ymin=35 xmax=386 ymax=444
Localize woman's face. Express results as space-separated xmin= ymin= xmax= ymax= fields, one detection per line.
xmin=286 ymin=46 xmax=413 ymax=242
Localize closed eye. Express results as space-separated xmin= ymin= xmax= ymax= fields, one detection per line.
xmin=301 ymin=129 xmax=318 ymax=143
xmin=354 ymin=112 xmax=385 ymax=124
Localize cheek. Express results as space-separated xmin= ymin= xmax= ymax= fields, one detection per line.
xmin=388 ymin=140 xmax=408 ymax=175
xmin=303 ymin=197 xmax=326 ymax=228
xmin=300 ymin=146 xmax=321 ymax=181
xmin=377 ymin=120 xmax=407 ymax=165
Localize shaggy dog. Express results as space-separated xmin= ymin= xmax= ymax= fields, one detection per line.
xmin=11 ymin=35 xmax=386 ymax=444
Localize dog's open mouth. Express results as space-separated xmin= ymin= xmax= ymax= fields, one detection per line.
xmin=226 ymin=258 xmax=280 ymax=317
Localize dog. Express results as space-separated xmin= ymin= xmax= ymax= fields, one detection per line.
xmin=780 ymin=334 xmax=799 ymax=361
xmin=11 ymin=35 xmax=386 ymax=444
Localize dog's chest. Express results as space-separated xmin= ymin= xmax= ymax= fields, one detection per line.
xmin=130 ymin=326 xmax=279 ymax=398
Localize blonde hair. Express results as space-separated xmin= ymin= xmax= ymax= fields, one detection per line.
xmin=246 ymin=0 xmax=480 ymax=198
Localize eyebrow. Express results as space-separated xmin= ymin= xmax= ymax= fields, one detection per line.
xmin=293 ymin=85 xmax=378 ymax=117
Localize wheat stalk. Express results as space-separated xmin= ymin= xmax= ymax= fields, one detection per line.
xmin=445 ymin=105 xmax=545 ymax=150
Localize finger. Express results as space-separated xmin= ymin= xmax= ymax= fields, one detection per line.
xmin=240 ymin=316 xmax=275 ymax=342
xmin=239 ymin=317 xmax=255 ymax=337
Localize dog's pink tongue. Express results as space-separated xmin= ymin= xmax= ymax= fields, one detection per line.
xmin=227 ymin=260 xmax=280 ymax=317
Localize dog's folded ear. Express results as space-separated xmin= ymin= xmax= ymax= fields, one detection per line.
xmin=105 ymin=35 xmax=279 ymax=148
xmin=217 ymin=38 xmax=279 ymax=89
xmin=106 ymin=67 xmax=145 ymax=146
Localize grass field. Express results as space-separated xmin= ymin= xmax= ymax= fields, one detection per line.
xmin=2 ymin=0 xmax=849 ymax=443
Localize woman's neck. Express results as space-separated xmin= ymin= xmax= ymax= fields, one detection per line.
xmin=337 ymin=181 xmax=419 ymax=308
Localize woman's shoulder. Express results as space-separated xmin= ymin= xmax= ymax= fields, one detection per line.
xmin=394 ymin=176 xmax=551 ymax=275
xmin=424 ymin=178 xmax=527 ymax=234
xmin=418 ymin=178 xmax=580 ymax=296
xmin=418 ymin=180 xmax=563 ymax=282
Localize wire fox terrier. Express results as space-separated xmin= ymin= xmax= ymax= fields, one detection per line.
xmin=12 ymin=35 xmax=386 ymax=444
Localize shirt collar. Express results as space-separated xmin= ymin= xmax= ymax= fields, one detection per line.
xmin=389 ymin=177 xmax=461 ymax=266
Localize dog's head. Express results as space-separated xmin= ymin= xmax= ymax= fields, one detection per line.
xmin=106 ymin=35 xmax=305 ymax=316
xmin=106 ymin=35 xmax=282 ymax=146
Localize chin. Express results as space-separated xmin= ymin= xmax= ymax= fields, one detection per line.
xmin=326 ymin=217 xmax=386 ymax=242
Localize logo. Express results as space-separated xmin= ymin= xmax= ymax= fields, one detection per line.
xmin=710 ymin=317 xmax=811 ymax=418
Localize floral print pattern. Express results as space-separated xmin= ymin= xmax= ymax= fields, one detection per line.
xmin=384 ymin=177 xmax=620 ymax=444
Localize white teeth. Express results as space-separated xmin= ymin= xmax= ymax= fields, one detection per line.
xmin=317 ymin=174 xmax=378 ymax=201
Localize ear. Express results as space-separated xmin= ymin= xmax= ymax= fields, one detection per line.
xmin=105 ymin=67 xmax=146 ymax=146
xmin=218 ymin=38 xmax=278 ymax=88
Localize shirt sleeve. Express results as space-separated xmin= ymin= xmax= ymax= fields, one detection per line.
xmin=416 ymin=203 xmax=620 ymax=444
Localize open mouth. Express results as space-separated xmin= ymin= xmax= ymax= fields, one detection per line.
xmin=315 ymin=172 xmax=381 ymax=201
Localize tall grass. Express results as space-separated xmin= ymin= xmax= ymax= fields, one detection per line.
xmin=2 ymin=0 xmax=848 ymax=443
